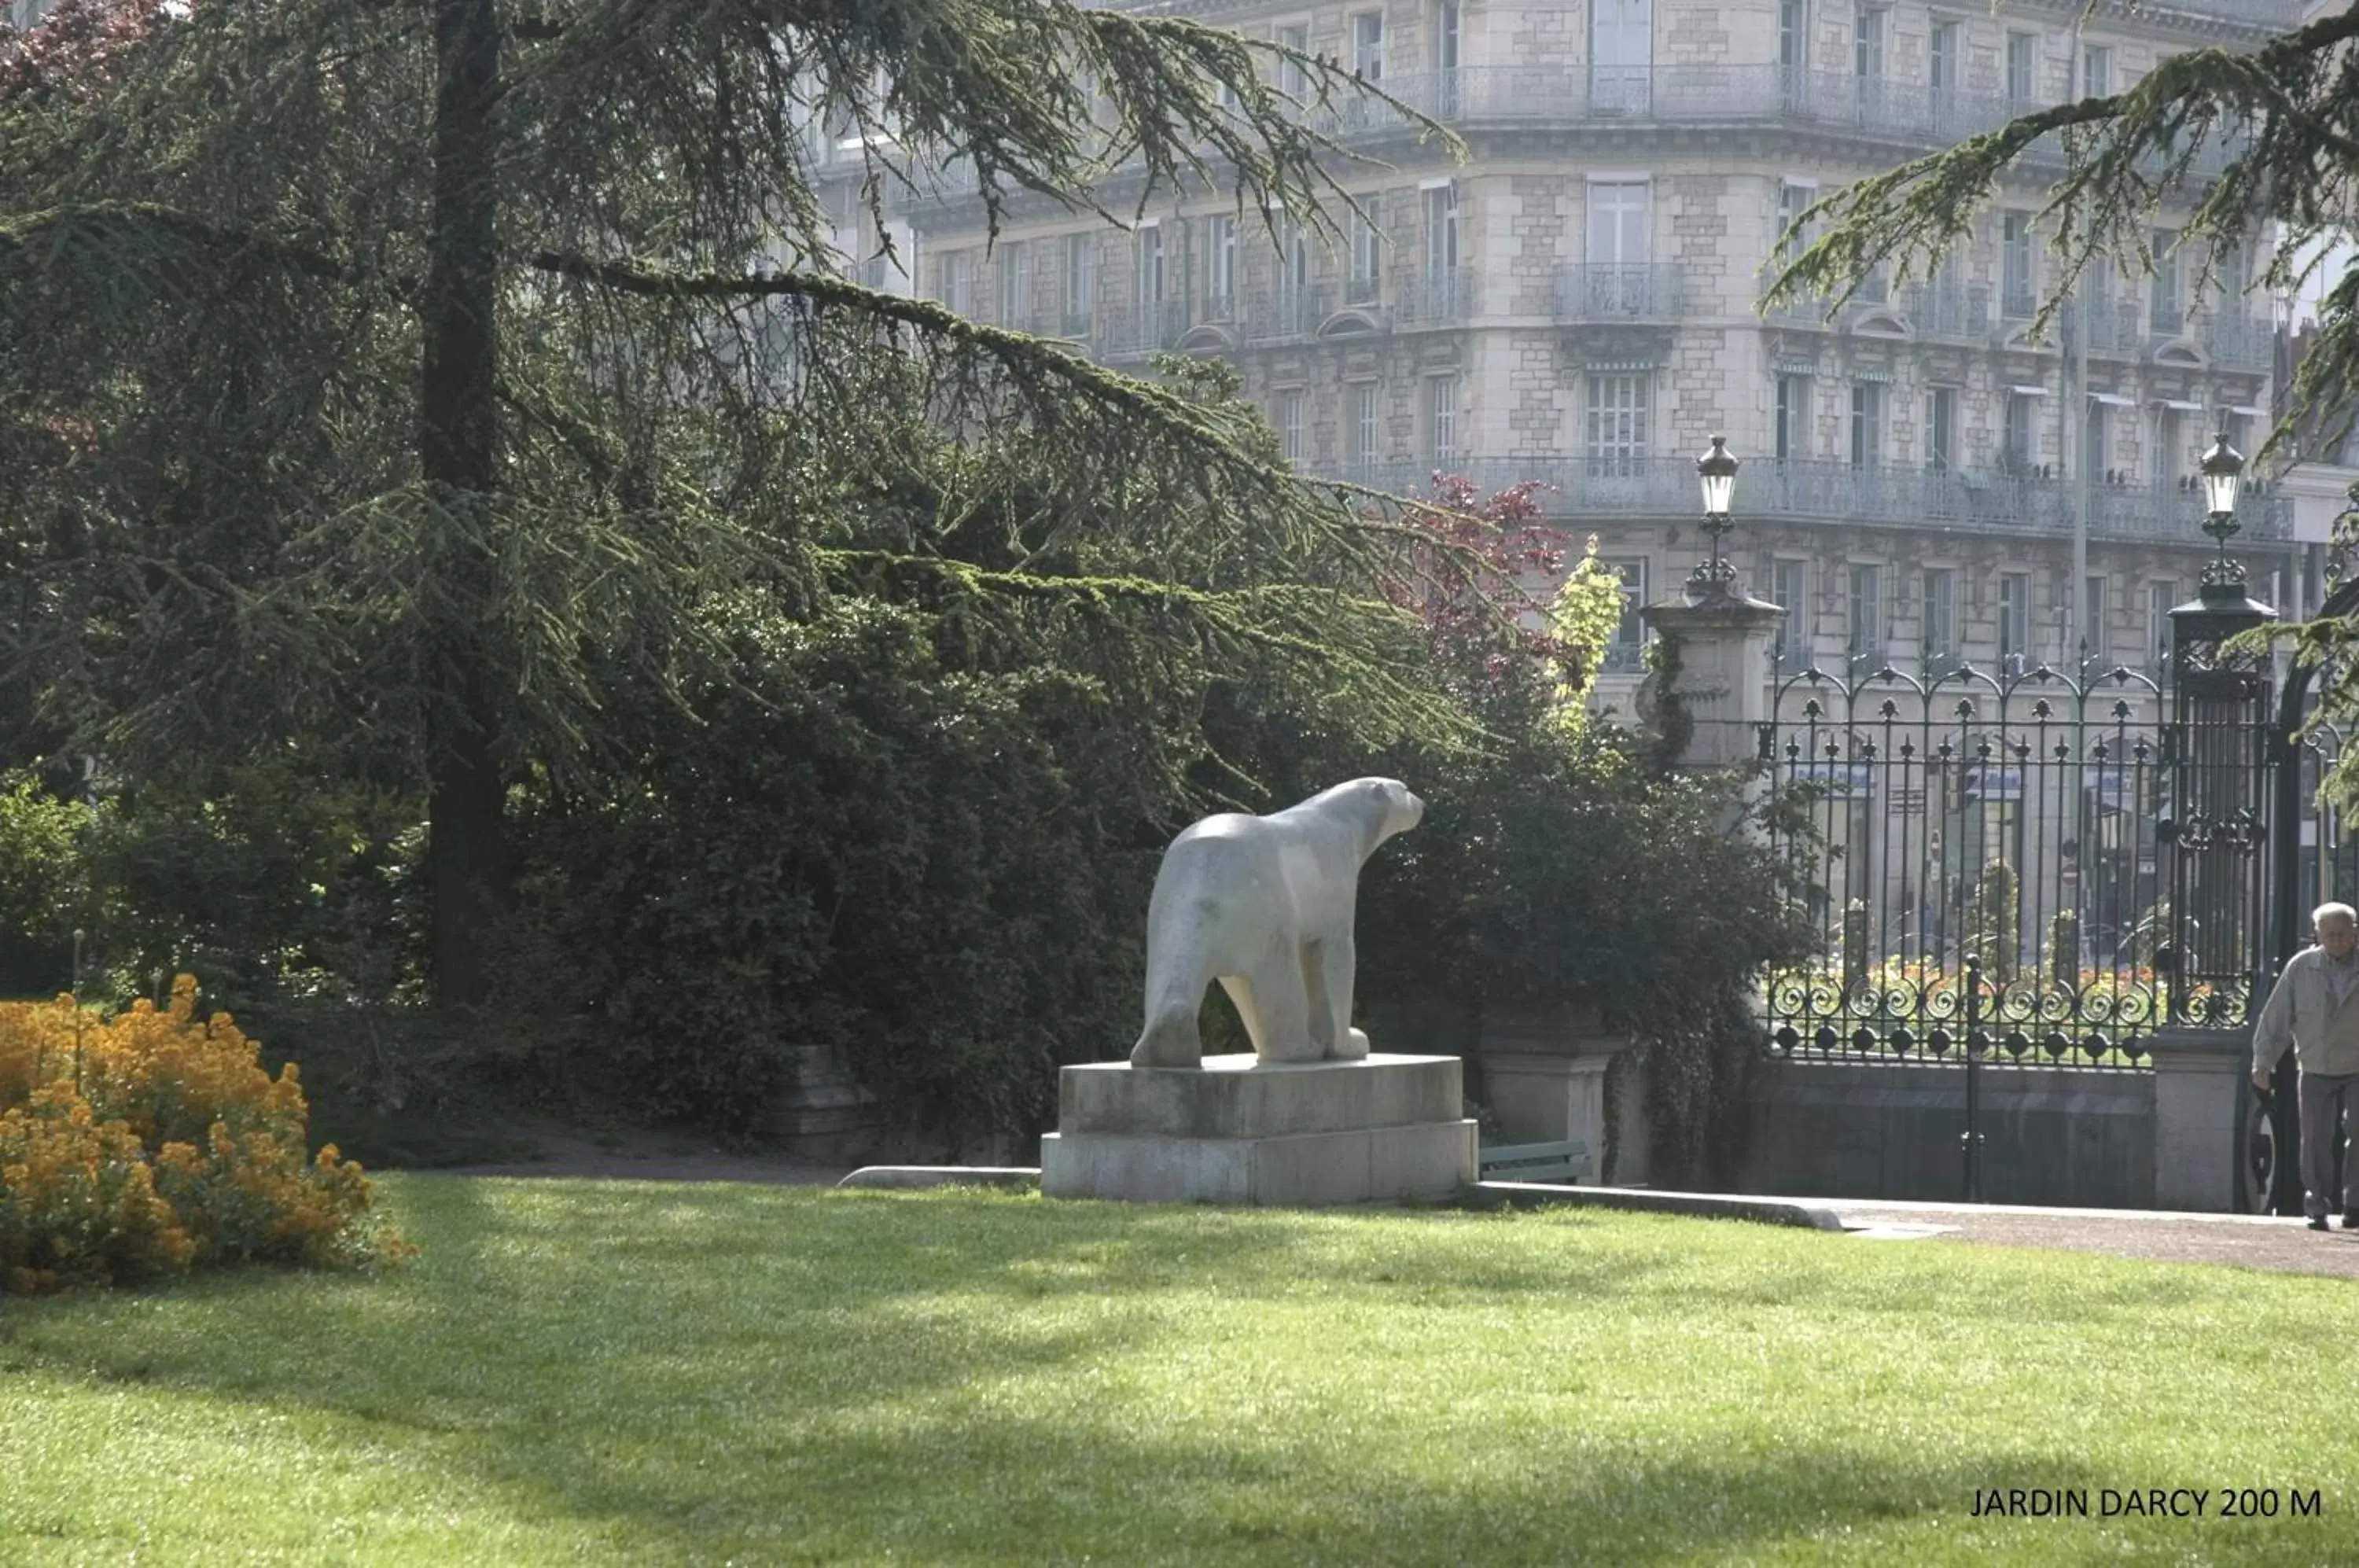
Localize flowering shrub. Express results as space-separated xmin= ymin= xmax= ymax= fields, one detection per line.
xmin=0 ymin=974 xmax=406 ymax=1294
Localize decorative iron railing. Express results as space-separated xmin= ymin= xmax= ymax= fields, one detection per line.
xmin=1758 ymin=663 xmax=2188 ymax=1070
xmin=1556 ymin=263 xmax=1684 ymax=321
xmin=1294 ymin=456 xmax=2293 ymax=546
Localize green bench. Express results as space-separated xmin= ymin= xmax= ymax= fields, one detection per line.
xmin=1478 ymin=1138 xmax=1593 ymax=1185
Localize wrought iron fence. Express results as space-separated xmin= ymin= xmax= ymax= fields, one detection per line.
xmin=1759 ymin=664 xmax=2185 ymax=1070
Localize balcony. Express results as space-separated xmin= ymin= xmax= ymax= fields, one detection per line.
xmin=1294 ymin=455 xmax=2293 ymax=545
xmin=1304 ymin=65 xmax=2034 ymax=148
xmin=2081 ymin=300 xmax=2144 ymax=356
xmin=1556 ymin=263 xmax=1684 ymax=322
xmin=1240 ymin=285 xmax=1321 ymax=345
xmin=2201 ymin=310 xmax=2274 ymax=372
xmin=1095 ymin=299 xmax=1191 ymax=361
xmin=1397 ymin=266 xmax=1476 ymax=325
xmin=1900 ymin=282 xmax=1990 ymax=341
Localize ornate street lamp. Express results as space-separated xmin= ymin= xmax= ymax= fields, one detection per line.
xmin=2199 ymin=432 xmax=2247 ymax=591
xmin=1687 ymin=433 xmax=1740 ymax=599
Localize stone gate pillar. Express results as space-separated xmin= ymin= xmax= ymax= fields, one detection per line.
xmin=1638 ymin=576 xmax=1785 ymax=771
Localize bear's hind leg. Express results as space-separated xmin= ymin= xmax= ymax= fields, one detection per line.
xmin=1242 ymin=954 xmax=1319 ymax=1062
xmin=1131 ymin=995 xmax=1204 ymax=1069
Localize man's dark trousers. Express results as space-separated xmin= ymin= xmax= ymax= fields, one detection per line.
xmin=2298 ymin=1070 xmax=2359 ymax=1220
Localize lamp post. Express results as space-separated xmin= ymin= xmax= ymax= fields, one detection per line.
xmin=2199 ymin=432 xmax=2247 ymax=593
xmin=1687 ymin=434 xmax=1740 ymax=601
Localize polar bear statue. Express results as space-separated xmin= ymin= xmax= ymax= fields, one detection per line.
xmin=1130 ymin=778 xmax=1425 ymax=1069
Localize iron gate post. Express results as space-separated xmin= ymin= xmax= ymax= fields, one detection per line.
xmin=1962 ymin=954 xmax=1985 ymax=1202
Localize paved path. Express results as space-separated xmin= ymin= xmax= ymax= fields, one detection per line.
xmin=1813 ymin=1195 xmax=2359 ymax=1279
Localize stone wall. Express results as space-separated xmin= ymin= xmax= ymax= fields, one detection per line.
xmin=1736 ymin=1058 xmax=2158 ymax=1208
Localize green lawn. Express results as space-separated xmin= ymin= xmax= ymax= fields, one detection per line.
xmin=0 ymin=1177 xmax=2349 ymax=1566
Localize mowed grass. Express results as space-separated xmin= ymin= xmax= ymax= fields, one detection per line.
xmin=2 ymin=1180 xmax=2351 ymax=1566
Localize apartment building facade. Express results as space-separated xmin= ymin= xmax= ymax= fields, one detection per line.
xmin=823 ymin=0 xmax=2313 ymax=702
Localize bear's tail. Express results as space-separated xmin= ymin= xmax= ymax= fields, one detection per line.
xmin=1130 ymin=995 xmax=1202 ymax=1069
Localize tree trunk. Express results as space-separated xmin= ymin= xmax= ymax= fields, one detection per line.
xmin=421 ymin=0 xmax=504 ymax=1013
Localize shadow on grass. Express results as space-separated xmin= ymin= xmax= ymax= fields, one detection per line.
xmin=3 ymin=1180 xmax=2346 ymax=1563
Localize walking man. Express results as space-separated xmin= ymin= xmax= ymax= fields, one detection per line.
xmin=2252 ymin=902 xmax=2359 ymax=1231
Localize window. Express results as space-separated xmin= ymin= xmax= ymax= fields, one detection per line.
xmin=1849 ymin=565 xmax=1883 ymax=663
xmin=1775 ymin=374 xmax=1809 ymax=461
xmin=1278 ymin=24 xmax=1310 ymax=97
xmin=1435 ymin=1 xmax=1460 ymax=70
xmin=937 ymin=250 xmax=973 ymax=317
xmin=1849 ymin=382 xmax=1884 ymax=468
xmin=1592 ymin=0 xmax=1653 ymax=111
xmin=1772 ymin=559 xmax=1810 ymax=664
xmin=2005 ymin=31 xmax=2037 ymax=105
xmin=2004 ymin=392 xmax=2038 ymax=471
xmin=1279 ymin=216 xmax=1311 ymax=295
xmin=1207 ymin=215 xmax=1237 ymax=312
xmin=1585 ymin=373 xmax=1651 ymax=469
xmin=1779 ymin=0 xmax=1806 ymax=73
xmin=2158 ymin=408 xmax=2192 ymax=481
xmin=1853 ymin=6 xmax=1884 ymax=79
xmin=1135 ymin=224 xmax=1164 ymax=307
xmin=1923 ymin=567 xmax=1958 ymax=670
xmin=2149 ymin=579 xmax=2177 ymax=664
xmin=1279 ymin=391 xmax=1305 ymax=463
xmin=1429 ymin=375 xmax=1462 ymax=465
xmin=1353 ymin=383 xmax=1381 ymax=462
xmin=2151 ymin=228 xmax=2180 ymax=329
xmin=1352 ymin=11 xmax=1385 ymax=80
xmin=2083 ymin=574 xmax=2108 ymax=662
xmin=2084 ymin=400 xmax=2109 ymax=480
xmin=1606 ymin=558 xmax=1650 ymax=668
xmin=1999 ymin=572 xmax=2031 ymax=664
xmin=1349 ymin=199 xmax=1383 ymax=301
xmin=1062 ymin=235 xmax=1095 ymax=331
xmin=1776 ymin=179 xmax=1815 ymax=264
xmin=2081 ymin=44 xmax=2111 ymax=97
xmin=997 ymin=241 xmax=1029 ymax=328
xmin=1930 ymin=20 xmax=1959 ymax=94
xmin=1925 ymin=386 xmax=1957 ymax=470
xmin=2001 ymin=211 xmax=2034 ymax=317
xmin=1424 ymin=184 xmax=1460 ymax=274
xmin=1422 ymin=185 xmax=1459 ymax=314
xmin=2224 ymin=411 xmax=2253 ymax=463
xmin=1588 ymin=180 xmax=1651 ymax=311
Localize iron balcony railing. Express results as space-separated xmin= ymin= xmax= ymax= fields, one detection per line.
xmin=1900 ymin=282 xmax=1990 ymax=340
xmin=1241 ymin=285 xmax=1321 ymax=344
xmin=1298 ymin=455 xmax=2294 ymax=544
xmin=2203 ymin=310 xmax=2275 ymax=372
xmin=1397 ymin=265 xmax=1476 ymax=324
xmin=2081 ymin=299 xmax=2144 ymax=355
xmin=1308 ymin=66 xmax=2034 ymax=145
xmin=1556 ymin=263 xmax=1684 ymax=321
xmin=1095 ymin=299 xmax=1191 ymax=360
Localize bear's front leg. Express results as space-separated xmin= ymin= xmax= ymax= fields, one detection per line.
xmin=1320 ymin=935 xmax=1366 ymax=1059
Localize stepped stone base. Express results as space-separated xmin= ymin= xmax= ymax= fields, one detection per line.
xmin=1040 ymin=1053 xmax=1476 ymax=1206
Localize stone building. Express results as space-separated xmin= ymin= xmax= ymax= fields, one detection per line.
xmin=819 ymin=0 xmax=2324 ymax=712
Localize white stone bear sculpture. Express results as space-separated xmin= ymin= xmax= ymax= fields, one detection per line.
xmin=1130 ymin=778 xmax=1425 ymax=1069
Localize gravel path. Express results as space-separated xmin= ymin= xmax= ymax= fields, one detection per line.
xmin=1816 ymin=1198 xmax=2359 ymax=1279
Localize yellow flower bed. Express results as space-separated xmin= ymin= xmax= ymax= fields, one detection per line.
xmin=0 ymin=975 xmax=407 ymax=1294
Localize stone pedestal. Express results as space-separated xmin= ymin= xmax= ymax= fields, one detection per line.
xmin=1476 ymin=1006 xmax=1645 ymax=1186
xmin=2147 ymin=1026 xmax=2250 ymax=1213
xmin=1040 ymin=1053 xmax=1477 ymax=1205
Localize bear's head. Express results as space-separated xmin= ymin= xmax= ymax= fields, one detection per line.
xmin=1362 ymin=777 xmax=1424 ymax=844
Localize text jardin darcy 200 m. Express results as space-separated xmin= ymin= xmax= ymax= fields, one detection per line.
xmin=1972 ymin=1487 xmax=2322 ymax=1519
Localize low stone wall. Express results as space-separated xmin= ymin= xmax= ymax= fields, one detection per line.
xmin=1736 ymin=1059 xmax=2157 ymax=1209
